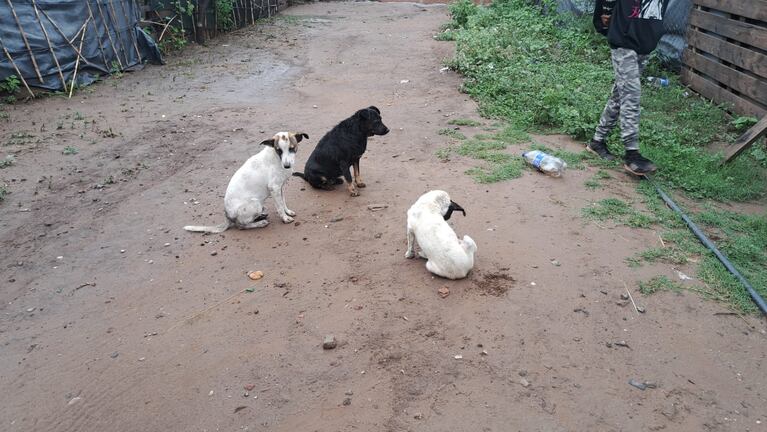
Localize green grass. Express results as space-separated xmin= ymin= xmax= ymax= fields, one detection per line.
xmin=638 ymin=275 xmax=683 ymax=295
xmin=443 ymin=0 xmax=766 ymax=201
xmin=438 ymin=128 xmax=467 ymax=140
xmin=582 ymin=198 xmax=657 ymax=228
xmin=62 ymin=146 xmax=78 ymax=155
xmin=448 ymin=118 xmax=483 ymax=126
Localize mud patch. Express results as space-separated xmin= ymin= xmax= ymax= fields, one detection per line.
xmin=471 ymin=269 xmax=515 ymax=296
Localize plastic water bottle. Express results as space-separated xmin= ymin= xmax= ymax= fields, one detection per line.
xmin=647 ymin=76 xmax=669 ymax=88
xmin=522 ymin=150 xmax=567 ymax=177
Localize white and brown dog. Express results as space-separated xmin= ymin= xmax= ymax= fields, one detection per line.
xmin=405 ymin=190 xmax=477 ymax=279
xmin=184 ymin=132 xmax=308 ymax=234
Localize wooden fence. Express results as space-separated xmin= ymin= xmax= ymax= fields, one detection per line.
xmin=681 ymin=0 xmax=767 ymax=118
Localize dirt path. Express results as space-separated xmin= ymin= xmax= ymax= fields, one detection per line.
xmin=1 ymin=2 xmax=765 ymax=431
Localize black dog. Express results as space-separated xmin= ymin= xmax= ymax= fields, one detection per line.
xmin=293 ymin=106 xmax=389 ymax=196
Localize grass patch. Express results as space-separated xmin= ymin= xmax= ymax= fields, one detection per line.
xmin=437 ymin=128 xmax=467 ymax=140
xmin=62 ymin=146 xmax=78 ymax=155
xmin=0 ymin=154 xmax=14 ymax=168
xmin=638 ymin=275 xmax=683 ymax=295
xmin=448 ymin=118 xmax=483 ymax=126
xmin=582 ymin=198 xmax=657 ymax=228
xmin=443 ymin=0 xmax=766 ymax=201
xmin=0 ymin=185 xmax=6 ymax=202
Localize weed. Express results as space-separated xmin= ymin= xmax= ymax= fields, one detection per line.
xmin=0 ymin=154 xmax=15 ymax=168
xmin=73 ymin=112 xmax=85 ymax=121
xmin=448 ymin=118 xmax=482 ymax=127
xmin=584 ymin=178 xmax=601 ymax=189
xmin=436 ymin=147 xmax=454 ymax=162
xmin=62 ymin=146 xmax=78 ymax=155
xmin=466 ymin=159 xmax=524 ymax=183
xmin=0 ymin=111 xmax=8 ymax=121
xmin=0 ymin=185 xmax=6 ymax=202
xmin=638 ymin=275 xmax=683 ymax=295
xmin=438 ymin=128 xmax=467 ymax=140
xmin=0 ymin=75 xmax=20 ymax=94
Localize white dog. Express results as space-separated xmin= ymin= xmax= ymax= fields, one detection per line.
xmin=405 ymin=190 xmax=477 ymax=279
xmin=184 ymin=132 xmax=308 ymax=233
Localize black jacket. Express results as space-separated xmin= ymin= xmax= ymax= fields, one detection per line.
xmin=593 ymin=0 xmax=667 ymax=55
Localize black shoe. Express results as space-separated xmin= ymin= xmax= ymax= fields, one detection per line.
xmin=624 ymin=150 xmax=657 ymax=175
xmin=587 ymin=140 xmax=616 ymax=161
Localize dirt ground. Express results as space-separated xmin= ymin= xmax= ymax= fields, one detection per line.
xmin=1 ymin=2 xmax=766 ymax=431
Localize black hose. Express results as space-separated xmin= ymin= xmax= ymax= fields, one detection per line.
xmin=646 ymin=175 xmax=767 ymax=315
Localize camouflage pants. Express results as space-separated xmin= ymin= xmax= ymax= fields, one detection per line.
xmin=593 ymin=48 xmax=649 ymax=151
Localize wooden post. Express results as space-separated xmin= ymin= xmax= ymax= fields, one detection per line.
xmin=32 ymin=0 xmax=67 ymax=90
xmin=39 ymin=8 xmax=100 ymax=69
xmin=5 ymin=0 xmax=44 ymax=84
xmin=106 ymin=0 xmax=130 ymax=65
xmin=721 ymin=116 xmax=767 ymax=164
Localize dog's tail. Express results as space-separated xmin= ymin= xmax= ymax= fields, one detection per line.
xmin=183 ymin=221 xmax=232 ymax=234
xmin=461 ymin=235 xmax=478 ymax=254
xmin=292 ymin=172 xmax=306 ymax=181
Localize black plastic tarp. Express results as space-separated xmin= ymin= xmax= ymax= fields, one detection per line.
xmin=0 ymin=0 xmax=162 ymax=93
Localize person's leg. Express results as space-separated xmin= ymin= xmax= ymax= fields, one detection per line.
xmin=614 ymin=49 xmax=656 ymax=174
xmin=589 ymin=49 xmax=623 ymax=160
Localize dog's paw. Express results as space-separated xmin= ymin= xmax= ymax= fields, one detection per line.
xmin=355 ymin=181 xmax=366 ymax=188
xmin=281 ymin=215 xmax=295 ymax=224
xmin=285 ymin=209 xmax=296 ymax=217
xmin=405 ymin=250 xmax=415 ymax=259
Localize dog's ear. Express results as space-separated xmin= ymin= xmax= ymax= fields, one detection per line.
xmin=294 ymin=132 xmax=309 ymax=143
xmin=260 ymin=138 xmax=275 ymax=147
xmin=444 ymin=200 xmax=466 ymax=221
xmin=367 ymin=106 xmax=381 ymax=115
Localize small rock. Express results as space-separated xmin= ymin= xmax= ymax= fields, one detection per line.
xmin=248 ymin=271 xmax=264 ymax=281
xmin=67 ymin=396 xmax=82 ymax=406
xmin=518 ymin=370 xmax=528 ymax=377
xmin=330 ymin=216 xmax=344 ymax=222
xmin=615 ymin=341 xmax=630 ymax=348
xmin=438 ymin=286 xmax=450 ymax=298
xmin=606 ymin=342 xmax=613 ymax=348
xmin=367 ymin=204 xmax=388 ymax=211
xmin=637 ymin=306 xmax=646 ymax=313
xmin=110 ymin=352 xmax=119 ymax=358
xmin=244 ymin=384 xmax=256 ymax=391
xmin=628 ymin=379 xmax=647 ymax=390
xmin=342 ymin=397 xmax=351 ymax=406
xmin=323 ymin=335 xmax=337 ymax=350
xmin=164 ymin=243 xmax=171 ymax=247
xmin=208 ymin=390 xmax=214 ymax=396
xmin=644 ymin=381 xmax=658 ymax=389
xmin=520 ymin=378 xmax=530 ymax=387
xmin=414 ymin=413 xmax=424 ymax=420
xmin=620 ymin=293 xmax=630 ymax=300
xmin=138 ymin=357 xmax=146 ymax=361
xmin=550 ymin=259 xmax=561 ymax=267
xmin=454 ymin=354 xmax=463 ymax=360
xmin=210 ymin=251 xmax=218 ymax=256
xmin=480 ymin=350 xmax=488 ymax=356
xmin=26 ymin=307 xmax=35 ymax=312
xmin=345 ymin=390 xmax=353 ymax=396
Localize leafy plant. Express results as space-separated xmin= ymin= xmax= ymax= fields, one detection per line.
xmin=62 ymin=146 xmax=78 ymax=155
xmin=0 ymin=75 xmax=20 ymax=94
xmin=215 ymin=0 xmax=235 ymax=31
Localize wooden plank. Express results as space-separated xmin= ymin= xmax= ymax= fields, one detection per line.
xmin=684 ymin=48 xmax=767 ymax=105
xmin=682 ymin=67 xmax=767 ymax=118
xmin=722 ymin=115 xmax=767 ymax=164
xmin=687 ymin=29 xmax=767 ymax=79
xmin=689 ymin=8 xmax=767 ymax=51
xmin=693 ymin=0 xmax=767 ymax=22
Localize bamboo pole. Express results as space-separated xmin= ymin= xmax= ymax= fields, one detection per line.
xmin=5 ymin=0 xmax=44 ymax=84
xmin=32 ymin=0 xmax=66 ymax=90
xmin=117 ymin=0 xmax=142 ymax=61
xmin=0 ymin=37 xmax=35 ymax=98
xmin=39 ymin=8 xmax=100 ymax=69
xmin=69 ymin=19 xmax=89 ymax=98
xmin=250 ymin=0 xmax=255 ymax=25
xmin=85 ymin=0 xmax=110 ymax=67
xmin=106 ymin=0 xmax=130 ymax=66
xmin=94 ymin=0 xmax=123 ymax=68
